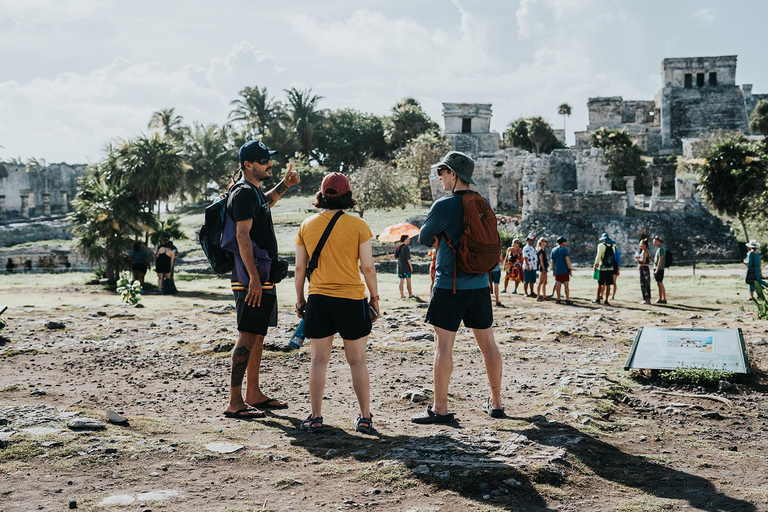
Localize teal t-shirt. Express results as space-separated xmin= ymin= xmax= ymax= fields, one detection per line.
xmin=654 ymin=245 xmax=666 ymax=270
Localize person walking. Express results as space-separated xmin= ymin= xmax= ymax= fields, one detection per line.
xmin=550 ymin=236 xmax=573 ymax=305
xmin=223 ymin=140 xmax=301 ymax=420
xmin=413 ymin=151 xmax=504 ymax=424
xmin=745 ymin=240 xmax=766 ymax=300
xmin=536 ymin=238 xmax=549 ymax=302
xmin=502 ymin=241 xmax=523 ymax=294
xmin=652 ymin=235 xmax=668 ymax=304
xmin=294 ymin=172 xmax=378 ymax=434
xmin=592 ymin=233 xmax=616 ymax=306
xmin=522 ymin=235 xmax=538 ymax=298
xmin=395 ymin=235 xmax=414 ymax=299
xmin=155 ymin=236 xmax=175 ymax=292
xmin=634 ymin=238 xmax=652 ymax=304
xmin=129 ymin=241 xmax=151 ymax=286
xmin=611 ymin=244 xmax=621 ymax=300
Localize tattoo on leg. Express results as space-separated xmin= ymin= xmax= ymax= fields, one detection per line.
xmin=231 ymin=346 xmax=251 ymax=387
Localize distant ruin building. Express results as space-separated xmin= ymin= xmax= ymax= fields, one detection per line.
xmin=0 ymin=161 xmax=85 ymax=221
xmin=574 ymin=56 xmax=767 ymax=153
xmin=435 ymin=102 xmax=738 ymax=263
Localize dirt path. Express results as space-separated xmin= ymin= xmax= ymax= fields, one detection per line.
xmin=1 ymin=270 xmax=767 ymax=511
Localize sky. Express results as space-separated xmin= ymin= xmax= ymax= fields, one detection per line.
xmin=1 ymin=0 xmax=767 ymax=164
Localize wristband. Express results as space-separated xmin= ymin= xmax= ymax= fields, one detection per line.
xmin=370 ymin=295 xmax=379 ymax=301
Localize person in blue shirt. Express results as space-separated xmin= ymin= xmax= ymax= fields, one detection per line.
xmin=745 ymin=239 xmax=766 ymax=300
xmin=412 ymin=151 xmax=504 ymax=424
xmin=550 ymin=236 xmax=573 ymax=304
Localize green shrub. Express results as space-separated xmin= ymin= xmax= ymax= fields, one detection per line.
xmin=754 ymin=281 xmax=768 ymax=320
xmin=660 ymin=368 xmax=734 ymax=387
xmin=116 ymin=272 xmax=142 ymax=306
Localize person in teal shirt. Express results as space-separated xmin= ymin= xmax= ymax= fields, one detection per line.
xmin=745 ymin=240 xmax=766 ymax=300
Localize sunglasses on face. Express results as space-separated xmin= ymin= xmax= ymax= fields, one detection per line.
xmin=248 ymin=158 xmax=270 ymax=166
xmin=437 ymin=167 xmax=451 ymax=177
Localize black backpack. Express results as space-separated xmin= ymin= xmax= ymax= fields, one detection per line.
xmin=665 ymin=249 xmax=673 ymax=268
xmin=602 ymin=244 xmax=615 ymax=268
xmin=199 ymin=182 xmax=253 ymax=276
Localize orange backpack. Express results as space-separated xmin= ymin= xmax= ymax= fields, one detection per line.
xmin=441 ymin=191 xmax=502 ymax=293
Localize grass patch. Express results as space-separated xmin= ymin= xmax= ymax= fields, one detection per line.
xmin=659 ymin=368 xmax=734 ymax=387
xmin=1 ymin=348 xmax=46 ymax=358
xmin=352 ymin=463 xmax=417 ymax=489
xmin=0 ymin=438 xmax=44 ymax=461
xmin=613 ymin=496 xmax=676 ymax=512
xmin=272 ymin=478 xmax=303 ymax=490
xmin=0 ymin=384 xmax=20 ymax=392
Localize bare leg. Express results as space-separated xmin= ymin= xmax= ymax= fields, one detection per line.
xmin=658 ymin=282 xmax=666 ymax=301
xmin=343 ymin=337 xmax=371 ymax=418
xmin=564 ymin=282 xmax=570 ymax=301
xmin=432 ymin=326 xmax=456 ymax=415
xmin=612 ymin=275 xmax=618 ymax=299
xmin=244 ymin=334 xmax=272 ymax=405
xmin=308 ymin=336 xmax=333 ymax=418
xmin=226 ymin=331 xmax=259 ymax=414
xmin=554 ymin=281 xmax=561 ymax=300
xmin=399 ymin=279 xmax=405 ymax=298
xmin=473 ymin=327 xmax=503 ymax=409
xmin=494 ymin=283 xmax=500 ymax=303
xmin=406 ymin=278 xmax=413 ymax=297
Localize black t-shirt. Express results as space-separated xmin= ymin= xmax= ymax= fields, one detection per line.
xmin=537 ymin=248 xmax=549 ymax=271
xmin=395 ymin=244 xmax=411 ymax=273
xmin=227 ymin=182 xmax=278 ymax=279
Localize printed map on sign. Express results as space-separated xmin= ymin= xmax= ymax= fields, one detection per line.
xmin=625 ymin=327 xmax=749 ymax=373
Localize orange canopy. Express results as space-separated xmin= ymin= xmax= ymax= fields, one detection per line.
xmin=378 ymin=223 xmax=420 ymax=243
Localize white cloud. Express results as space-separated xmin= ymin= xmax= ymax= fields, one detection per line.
xmin=694 ymin=8 xmax=715 ymax=27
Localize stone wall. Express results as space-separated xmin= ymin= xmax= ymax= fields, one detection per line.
xmin=520 ymin=210 xmax=738 ymax=264
xmin=0 ymin=161 xmax=85 ymax=217
xmin=525 ymin=191 xmax=627 ymax=217
xmin=0 ymin=217 xmax=73 ymax=248
xmin=666 ymin=86 xmax=749 ymax=149
xmin=445 ymin=133 xmax=500 ymax=155
xmin=1 ymin=244 xmax=90 ymax=273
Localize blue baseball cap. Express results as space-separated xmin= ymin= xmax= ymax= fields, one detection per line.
xmin=239 ymin=140 xmax=278 ymax=164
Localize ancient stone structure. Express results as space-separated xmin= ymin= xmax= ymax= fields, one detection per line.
xmin=435 ymin=102 xmax=739 ymax=263
xmin=574 ymin=56 xmax=767 ymax=154
xmin=0 ymin=161 xmax=85 ymax=220
xmin=0 ymin=244 xmax=90 ymax=273
xmin=442 ymin=103 xmax=501 ymax=155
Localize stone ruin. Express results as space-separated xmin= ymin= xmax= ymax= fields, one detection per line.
xmin=0 ymin=161 xmax=84 ymax=221
xmin=574 ymin=55 xmax=766 ymax=154
xmin=431 ymin=102 xmax=739 ymax=264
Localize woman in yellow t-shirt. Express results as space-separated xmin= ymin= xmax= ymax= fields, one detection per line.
xmin=294 ymin=173 xmax=379 ymax=434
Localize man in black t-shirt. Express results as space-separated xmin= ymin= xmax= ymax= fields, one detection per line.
xmin=394 ymin=235 xmax=414 ymax=299
xmin=223 ymin=140 xmax=300 ymax=420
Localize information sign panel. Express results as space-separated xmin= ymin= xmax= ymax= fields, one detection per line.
xmin=624 ymin=327 xmax=749 ymax=373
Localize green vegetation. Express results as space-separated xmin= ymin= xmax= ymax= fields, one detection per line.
xmin=349 ymin=159 xmax=417 ymax=218
xmin=116 ymin=272 xmax=143 ymax=306
xmin=750 ymin=99 xmax=768 ymax=137
xmin=558 ymin=103 xmax=572 ymax=133
xmin=590 ymin=128 xmax=647 ymax=191
xmin=753 ymin=281 xmax=768 ymax=319
xmin=659 ymin=368 xmax=734 ymax=387
xmin=505 ymin=117 xmax=564 ymax=154
xmin=272 ymin=478 xmax=303 ymax=490
xmin=395 ymin=130 xmax=453 ymax=201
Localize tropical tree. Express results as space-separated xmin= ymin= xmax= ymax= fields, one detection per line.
xmin=698 ymin=134 xmax=767 ymax=240
xmin=118 ymin=134 xmax=186 ymax=212
xmin=284 ymin=87 xmax=325 ymax=159
xmin=558 ymin=103 xmax=572 ymax=134
xmin=395 ymin=130 xmax=453 ymax=201
xmin=385 ymin=98 xmax=439 ymax=150
xmin=149 ymin=215 xmax=188 ymax=246
xmin=148 ymin=108 xmax=185 ymax=142
xmin=750 ymin=99 xmax=768 ymax=138
xmin=349 ymin=159 xmax=416 ymax=218
xmin=69 ymin=153 xmax=156 ymax=283
xmin=590 ymin=127 xmax=646 ymax=191
xmin=228 ymin=86 xmax=278 ymax=136
xmin=314 ymin=108 xmax=388 ymax=172
xmin=504 ymin=117 xmax=563 ymax=154
xmin=184 ymin=123 xmax=231 ymax=201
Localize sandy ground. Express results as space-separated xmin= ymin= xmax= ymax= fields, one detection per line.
xmin=1 ymin=267 xmax=767 ymax=512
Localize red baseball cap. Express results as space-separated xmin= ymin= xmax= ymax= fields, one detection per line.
xmin=321 ymin=172 xmax=350 ymax=197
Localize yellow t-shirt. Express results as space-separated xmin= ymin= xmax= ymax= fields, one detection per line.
xmin=295 ymin=211 xmax=373 ymax=300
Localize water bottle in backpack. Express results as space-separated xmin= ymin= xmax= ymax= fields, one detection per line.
xmin=288 ymin=318 xmax=306 ymax=350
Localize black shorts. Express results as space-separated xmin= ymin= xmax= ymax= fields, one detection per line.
xmin=234 ymin=288 xmax=278 ymax=335
xmin=655 ymin=269 xmax=665 ymax=282
xmin=426 ymin=287 xmax=493 ymax=332
xmin=598 ymin=270 xmax=613 ymax=286
xmin=131 ymin=263 xmax=147 ymax=273
xmin=305 ymin=294 xmax=372 ymax=340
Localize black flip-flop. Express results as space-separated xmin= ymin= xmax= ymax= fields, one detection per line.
xmin=482 ymin=398 xmax=506 ymax=419
xmin=249 ymin=397 xmax=289 ymax=410
xmin=223 ymin=407 xmax=266 ymax=420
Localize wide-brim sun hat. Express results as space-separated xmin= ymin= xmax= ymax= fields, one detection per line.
xmin=746 ymin=239 xmax=760 ymax=249
xmin=599 ymin=232 xmax=610 ymax=241
xmin=431 ymin=151 xmax=476 ymax=185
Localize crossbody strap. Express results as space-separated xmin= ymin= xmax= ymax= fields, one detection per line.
xmin=307 ymin=211 xmax=345 ymax=279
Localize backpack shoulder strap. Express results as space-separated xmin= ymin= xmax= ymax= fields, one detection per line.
xmin=307 ymin=211 xmax=345 ymax=275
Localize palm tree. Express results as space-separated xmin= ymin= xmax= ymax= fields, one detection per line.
xmin=557 ymin=103 xmax=572 ymax=134
xmin=118 ymin=133 xmax=186 ymax=212
xmin=184 ymin=123 xmax=232 ymax=201
xmin=284 ymin=87 xmax=325 ymax=159
xmin=228 ymin=86 xmax=277 ymax=136
xmin=148 ymin=108 xmax=185 ymax=141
